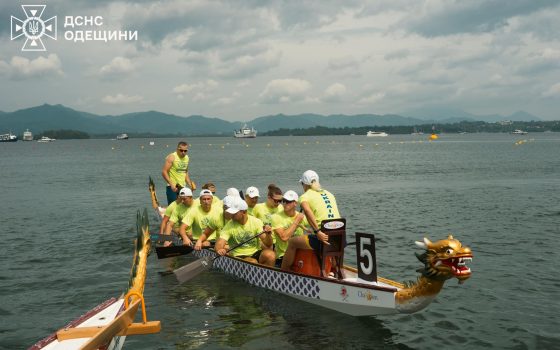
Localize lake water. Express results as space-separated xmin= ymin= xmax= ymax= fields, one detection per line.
xmin=1 ymin=133 xmax=559 ymax=349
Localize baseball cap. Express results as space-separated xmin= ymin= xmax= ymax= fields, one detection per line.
xmin=246 ymin=186 xmax=260 ymax=198
xmin=283 ymin=190 xmax=299 ymax=202
xmin=179 ymin=188 xmax=193 ymax=197
xmin=225 ymin=197 xmax=248 ymax=214
xmin=299 ymin=170 xmax=320 ymax=185
xmin=226 ymin=187 xmax=241 ymax=197
xmin=199 ymin=189 xmax=213 ymax=197
xmin=222 ymin=195 xmax=235 ymax=209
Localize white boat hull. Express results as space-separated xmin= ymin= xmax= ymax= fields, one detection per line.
xmin=30 ymin=299 xmax=127 ymax=350
xmin=192 ymin=249 xmax=398 ymax=316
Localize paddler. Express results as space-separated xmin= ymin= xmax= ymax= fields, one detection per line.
xmin=244 ymin=186 xmax=260 ymax=215
xmin=173 ymin=189 xmax=223 ymax=247
xmin=215 ymin=197 xmax=276 ymax=266
xmin=192 ymin=182 xmax=222 ymax=207
xmin=271 ymin=190 xmax=310 ymax=267
xmin=193 ymin=195 xmax=236 ymax=250
xmin=281 ymin=170 xmax=341 ymax=271
xmin=252 ymin=184 xmax=283 ymax=226
xmin=162 ymin=141 xmax=196 ymax=205
xmin=160 ymin=187 xmax=194 ymax=235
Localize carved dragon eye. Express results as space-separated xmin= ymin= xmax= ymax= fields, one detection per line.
xmin=446 ymin=248 xmax=454 ymax=254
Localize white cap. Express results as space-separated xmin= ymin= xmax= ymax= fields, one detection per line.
xmin=226 ymin=187 xmax=241 ymax=197
xmin=246 ymin=186 xmax=260 ymax=198
xmin=225 ymin=196 xmax=248 ymax=214
xmin=199 ymin=189 xmax=213 ymax=197
xmin=283 ymin=190 xmax=299 ymax=202
xmin=179 ymin=188 xmax=193 ymax=197
xmin=222 ymin=195 xmax=235 ymax=209
xmin=299 ymin=170 xmax=319 ymax=185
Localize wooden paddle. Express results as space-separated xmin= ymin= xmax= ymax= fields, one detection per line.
xmin=174 ymin=231 xmax=265 ymax=284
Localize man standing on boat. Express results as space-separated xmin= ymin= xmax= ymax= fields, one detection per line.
xmin=162 ymin=141 xmax=196 ymax=205
xmin=281 ymin=170 xmax=340 ymax=271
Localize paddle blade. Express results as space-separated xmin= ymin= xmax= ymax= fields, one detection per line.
xmin=174 ymin=256 xmax=214 ymax=284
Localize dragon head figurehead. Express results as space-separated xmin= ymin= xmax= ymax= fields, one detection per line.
xmin=396 ymin=235 xmax=473 ymax=313
xmin=414 ymin=235 xmax=473 ymax=284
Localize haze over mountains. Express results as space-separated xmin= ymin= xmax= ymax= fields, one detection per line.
xmin=0 ymin=104 xmax=543 ymax=136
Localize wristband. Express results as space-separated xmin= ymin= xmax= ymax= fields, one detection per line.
xmin=313 ymin=228 xmax=320 ymax=234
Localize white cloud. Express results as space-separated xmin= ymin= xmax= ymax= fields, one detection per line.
xmin=323 ymin=83 xmax=347 ymax=102
xmin=101 ymin=94 xmax=143 ymax=105
xmin=99 ymin=57 xmax=136 ymax=77
xmin=0 ymin=54 xmax=62 ymax=80
xmin=358 ymin=92 xmax=385 ymax=104
xmin=172 ymin=80 xmax=219 ymax=100
xmin=259 ymin=79 xmax=312 ymax=104
xmin=542 ymin=83 xmax=560 ymax=98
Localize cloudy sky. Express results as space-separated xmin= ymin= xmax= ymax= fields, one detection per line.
xmin=1 ymin=0 xmax=559 ymax=121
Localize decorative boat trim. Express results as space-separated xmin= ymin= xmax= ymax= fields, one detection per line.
xmin=29 ymin=210 xmax=157 ymax=350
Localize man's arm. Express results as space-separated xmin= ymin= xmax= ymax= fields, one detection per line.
xmin=178 ymin=223 xmax=192 ymax=246
xmin=160 ymin=215 xmax=170 ymax=234
xmin=185 ymin=171 xmax=196 ymax=190
xmin=259 ymin=225 xmax=273 ymax=249
xmin=274 ymin=214 xmax=304 ymax=241
xmin=162 ymin=154 xmax=176 ymax=191
xmin=215 ymin=238 xmax=227 ymax=256
xmin=194 ymin=227 xmax=214 ymax=250
xmin=301 ymin=201 xmax=328 ymax=244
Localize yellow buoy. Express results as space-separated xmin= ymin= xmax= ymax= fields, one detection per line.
xmin=429 ymin=134 xmax=438 ymax=140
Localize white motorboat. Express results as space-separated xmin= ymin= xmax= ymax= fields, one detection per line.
xmin=366 ymin=131 xmax=388 ymax=137
xmin=511 ymin=129 xmax=528 ymax=135
xmin=0 ymin=132 xmax=18 ymax=142
xmin=37 ymin=136 xmax=56 ymax=143
xmin=117 ymin=133 xmax=129 ymax=140
xmin=23 ymin=129 xmax=33 ymax=141
xmin=234 ymin=124 xmax=257 ymax=138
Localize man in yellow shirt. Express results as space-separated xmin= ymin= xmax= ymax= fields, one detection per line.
xmin=193 ymin=195 xmax=236 ymax=250
xmin=172 ymin=189 xmax=222 ymax=247
xmin=162 ymin=141 xmax=196 ymax=205
xmin=244 ymin=186 xmax=260 ymax=216
xmin=271 ymin=190 xmax=310 ymax=266
xmin=252 ymin=184 xmax=283 ymax=225
xmin=215 ymin=197 xmax=275 ymax=266
xmin=281 ymin=170 xmax=341 ymax=271
xmin=160 ymin=187 xmax=193 ymax=234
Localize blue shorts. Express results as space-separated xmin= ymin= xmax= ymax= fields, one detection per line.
xmin=305 ymin=234 xmax=321 ymax=251
xmin=166 ymin=185 xmax=177 ymax=205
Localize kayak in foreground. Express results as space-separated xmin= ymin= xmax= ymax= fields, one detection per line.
xmin=29 ymin=210 xmax=160 ymax=350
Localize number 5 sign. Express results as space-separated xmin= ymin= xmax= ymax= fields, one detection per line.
xmin=356 ymin=232 xmax=377 ymax=282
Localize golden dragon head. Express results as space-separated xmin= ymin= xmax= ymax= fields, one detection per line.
xmin=414 ymin=235 xmax=473 ymax=284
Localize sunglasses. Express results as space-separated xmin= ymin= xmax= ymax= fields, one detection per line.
xmin=282 ymin=199 xmax=295 ymax=204
xmin=178 ymin=149 xmax=188 ymax=153
xmin=270 ymin=198 xmax=282 ymax=204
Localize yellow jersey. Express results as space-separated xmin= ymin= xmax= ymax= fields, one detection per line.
xmin=271 ymin=212 xmax=308 ymax=258
xmin=299 ymin=189 xmax=340 ymax=227
xmin=220 ymin=216 xmax=265 ymax=257
xmin=167 ymin=152 xmax=189 ymax=187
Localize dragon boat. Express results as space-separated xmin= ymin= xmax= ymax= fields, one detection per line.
xmin=149 ymin=178 xmax=474 ymax=316
xmin=29 ymin=210 xmax=160 ymax=350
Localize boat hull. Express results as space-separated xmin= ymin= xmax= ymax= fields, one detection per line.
xmin=192 ymin=249 xmax=398 ymax=316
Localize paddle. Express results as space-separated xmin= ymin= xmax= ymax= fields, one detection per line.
xmin=174 ymin=231 xmax=265 ymax=284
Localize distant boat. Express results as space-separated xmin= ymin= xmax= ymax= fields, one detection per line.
xmin=511 ymin=129 xmax=528 ymax=135
xmin=0 ymin=132 xmax=18 ymax=142
xmin=234 ymin=125 xmax=257 ymax=138
xmin=366 ymin=131 xmax=388 ymax=137
xmin=23 ymin=129 xmax=33 ymax=141
xmin=116 ymin=133 xmax=129 ymax=140
xmin=411 ymin=127 xmax=424 ymax=135
xmin=37 ymin=136 xmax=56 ymax=143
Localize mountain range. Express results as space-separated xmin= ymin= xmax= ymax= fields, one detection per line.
xmin=0 ymin=104 xmax=543 ymax=136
